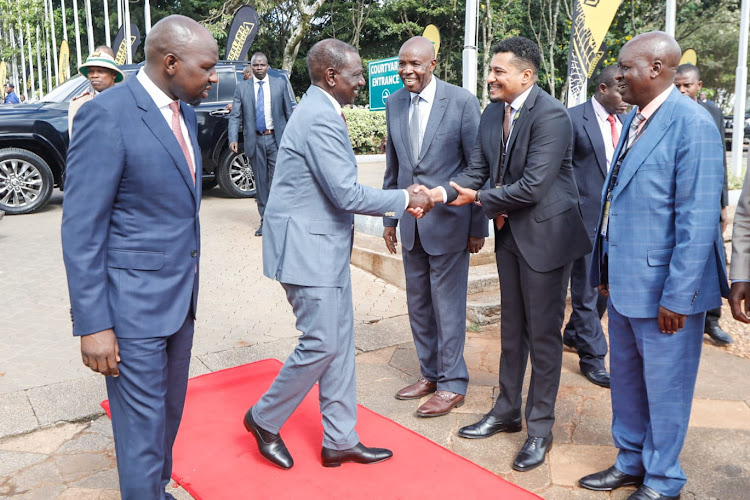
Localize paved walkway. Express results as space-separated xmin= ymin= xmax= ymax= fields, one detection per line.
xmin=1 ymin=174 xmax=749 ymax=499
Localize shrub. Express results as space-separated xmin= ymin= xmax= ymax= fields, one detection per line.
xmin=342 ymin=108 xmax=386 ymax=155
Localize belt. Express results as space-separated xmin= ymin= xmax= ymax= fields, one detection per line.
xmin=257 ymin=129 xmax=274 ymax=136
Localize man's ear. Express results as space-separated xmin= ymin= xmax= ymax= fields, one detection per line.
xmin=164 ymin=54 xmax=179 ymax=76
xmin=325 ymin=68 xmax=336 ymax=88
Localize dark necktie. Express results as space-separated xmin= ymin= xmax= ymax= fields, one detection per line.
xmin=503 ymin=103 xmax=512 ymax=142
xmin=409 ymin=94 xmax=421 ymax=162
xmin=256 ymin=81 xmax=266 ymax=134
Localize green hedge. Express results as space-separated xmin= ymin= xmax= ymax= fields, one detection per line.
xmin=342 ymin=108 xmax=386 ymax=155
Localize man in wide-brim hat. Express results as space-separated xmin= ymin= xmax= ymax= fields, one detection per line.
xmin=69 ymin=51 xmax=124 ymax=137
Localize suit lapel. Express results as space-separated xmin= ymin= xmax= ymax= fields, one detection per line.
xmin=182 ymin=103 xmax=202 ymax=208
xmin=501 ymin=85 xmax=539 ymax=175
xmin=416 ymin=78 xmax=448 ymax=164
xmin=397 ymin=90 xmax=415 ymax=167
xmin=612 ymin=90 xmax=679 ymax=198
xmin=582 ymin=100 xmax=608 ymax=177
xmin=128 ymin=77 xmax=197 ymax=198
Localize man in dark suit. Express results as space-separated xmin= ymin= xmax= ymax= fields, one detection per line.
xmin=674 ymin=63 xmax=732 ymax=344
xmin=61 ymin=16 xmax=218 ymax=499
xmin=563 ymin=66 xmax=628 ymax=388
xmin=580 ymin=32 xmax=727 ymax=500
xmin=423 ymin=36 xmax=591 ymax=471
xmin=242 ymin=38 xmax=433 ymax=470
xmin=229 ymin=52 xmax=296 ymax=236
xmin=383 ymin=36 xmax=486 ymax=417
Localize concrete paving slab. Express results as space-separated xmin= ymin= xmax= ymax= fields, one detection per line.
xmin=8 ymin=460 xmax=63 ymax=494
xmin=0 ymin=450 xmax=47 ymax=477
xmin=353 ymin=314 xmax=412 ymax=352
xmin=355 ymin=345 xmax=396 ymax=365
xmin=388 ymin=344 xmax=421 ymax=379
xmin=56 ymin=488 xmax=119 ymax=499
xmin=0 ymin=422 xmax=86 ymax=454
xmin=695 ymin=347 xmax=750 ymax=401
xmin=0 ymin=391 xmax=38 ymax=438
xmin=196 ymin=338 xmax=298 ymax=372
xmin=501 ymin=463 xmax=552 ymax=493
xmin=681 ymin=428 xmax=750 ymax=500
xmin=539 ymin=485 xmax=610 ymax=499
xmin=571 ymin=398 xmax=614 ymax=447
xmin=56 ymin=431 xmax=115 ymax=455
xmin=52 ymin=452 xmax=115 ymax=483
xmin=27 ymin=376 xmax=108 ymax=427
xmin=68 ymin=469 xmax=120 ymax=491
xmin=548 ymin=444 xmax=618 ymax=488
xmin=690 ymin=398 xmax=750 ymax=430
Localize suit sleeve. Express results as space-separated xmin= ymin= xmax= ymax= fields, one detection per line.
xmin=660 ymin=114 xmax=724 ymax=313
xmin=382 ymin=99 xmax=399 ymax=228
xmin=477 ymin=103 xmax=572 ymax=217
xmin=228 ymin=85 xmax=242 ymax=144
xmin=716 ymin=108 xmax=729 ymax=208
xmin=306 ymin=114 xmax=406 ymax=218
xmin=730 ymin=165 xmax=750 ymax=280
xmin=61 ymin=99 xmax=125 ymax=336
xmin=460 ymin=96 xmax=489 ymax=237
xmin=443 ymin=110 xmax=493 ymax=200
xmin=283 ymin=77 xmax=296 ymax=118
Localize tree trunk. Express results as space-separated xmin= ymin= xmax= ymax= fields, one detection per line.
xmin=281 ymin=0 xmax=325 ymax=73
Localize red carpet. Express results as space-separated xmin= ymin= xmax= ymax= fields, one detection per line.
xmin=103 ymin=359 xmax=540 ymax=499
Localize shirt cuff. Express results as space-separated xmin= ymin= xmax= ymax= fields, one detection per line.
xmin=402 ymin=189 xmax=409 ymax=210
xmin=733 ymin=279 xmax=750 ymax=283
xmin=438 ymin=186 xmax=447 ymax=204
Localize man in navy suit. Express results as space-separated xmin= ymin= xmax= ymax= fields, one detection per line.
xmin=580 ymin=32 xmax=727 ymax=500
xmin=62 ymin=16 xmax=218 ymax=500
xmin=242 ymin=38 xmax=434 ymax=470
xmin=563 ymin=65 xmax=628 ymax=388
xmin=229 ymin=52 xmax=296 ymax=236
xmin=674 ymin=63 xmax=733 ymax=344
xmin=383 ymin=36 xmax=486 ymax=417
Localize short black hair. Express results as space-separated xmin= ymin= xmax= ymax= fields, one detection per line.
xmin=676 ymin=63 xmax=700 ymax=80
xmin=306 ymin=39 xmax=358 ymax=83
xmin=595 ymin=65 xmax=618 ymax=88
xmin=5 ymin=82 xmax=14 ymax=88
xmin=493 ymin=36 xmax=540 ymax=74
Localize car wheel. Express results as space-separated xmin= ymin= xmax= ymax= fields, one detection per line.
xmin=216 ymin=148 xmax=256 ymax=198
xmin=0 ymin=148 xmax=54 ymax=215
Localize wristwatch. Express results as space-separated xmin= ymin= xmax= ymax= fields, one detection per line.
xmin=474 ymin=190 xmax=482 ymax=206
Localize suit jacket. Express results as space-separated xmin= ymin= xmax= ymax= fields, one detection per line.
xmin=228 ymin=74 xmax=295 ymax=154
xmin=62 ymin=75 xmax=201 ymax=338
xmin=444 ymin=84 xmax=591 ymax=272
xmin=263 ymin=85 xmax=407 ymax=288
xmin=382 ymin=78 xmax=487 ymax=255
xmin=590 ymin=87 xmax=729 ymax=318
xmin=730 ymin=165 xmax=750 ymax=280
xmin=697 ymin=100 xmax=729 ymax=207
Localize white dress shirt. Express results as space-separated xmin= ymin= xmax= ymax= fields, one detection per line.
xmin=408 ymin=76 xmax=437 ymax=152
xmin=136 ymin=69 xmax=196 ymax=167
xmin=591 ymin=96 xmax=622 ymax=171
xmin=253 ymin=75 xmax=274 ymax=130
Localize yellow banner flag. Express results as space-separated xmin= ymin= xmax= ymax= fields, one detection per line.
xmin=0 ymin=61 xmax=6 ymax=100
xmin=567 ymin=0 xmax=622 ymax=107
xmin=423 ymin=25 xmax=441 ymax=59
xmin=59 ymin=40 xmax=70 ymax=84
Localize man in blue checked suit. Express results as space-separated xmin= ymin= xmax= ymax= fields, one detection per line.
xmin=579 ymin=32 xmax=729 ymax=500
xmin=62 ymin=16 xmax=218 ymax=500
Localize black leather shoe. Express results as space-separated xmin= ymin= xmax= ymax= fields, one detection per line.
xmin=627 ymin=485 xmax=680 ymax=500
xmin=579 ymin=465 xmax=644 ymax=491
xmin=705 ymin=323 xmax=733 ymax=344
xmin=458 ymin=414 xmax=522 ymax=439
xmin=321 ymin=442 xmax=393 ymax=467
xmin=243 ymin=407 xmax=293 ymax=469
xmin=255 ymin=225 xmax=263 ymax=237
xmin=583 ymin=369 xmax=611 ymax=388
xmin=512 ymin=435 xmax=553 ymax=471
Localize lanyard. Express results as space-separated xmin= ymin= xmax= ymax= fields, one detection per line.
xmin=502 ymin=106 xmax=521 ymax=149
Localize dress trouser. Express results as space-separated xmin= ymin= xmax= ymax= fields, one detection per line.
xmin=253 ymin=280 xmax=360 ymax=450
xmin=402 ymin=229 xmax=470 ymax=395
xmin=249 ymin=133 xmax=278 ymax=220
xmin=489 ymin=225 xmax=570 ymax=438
xmin=106 ymin=312 xmax=194 ymax=500
xmin=562 ymin=247 xmax=609 ymax=372
xmin=608 ymin=303 xmax=704 ymax=496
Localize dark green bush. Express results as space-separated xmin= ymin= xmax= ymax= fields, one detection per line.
xmin=342 ymin=108 xmax=386 ymax=155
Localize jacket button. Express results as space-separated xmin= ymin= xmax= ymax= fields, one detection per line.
xmin=191 ymin=250 xmax=198 ymax=257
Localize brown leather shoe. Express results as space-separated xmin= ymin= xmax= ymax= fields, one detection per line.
xmin=416 ymin=391 xmax=464 ymax=417
xmin=395 ymin=377 xmax=437 ymax=400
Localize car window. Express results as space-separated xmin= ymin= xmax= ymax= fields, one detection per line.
xmin=41 ymin=75 xmax=88 ymax=103
xmin=217 ymin=71 xmax=236 ymax=102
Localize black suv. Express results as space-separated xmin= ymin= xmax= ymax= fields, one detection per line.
xmin=0 ymin=61 xmax=293 ymax=214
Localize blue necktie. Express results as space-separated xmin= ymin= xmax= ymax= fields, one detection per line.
xmin=256 ymin=81 xmax=266 ymax=134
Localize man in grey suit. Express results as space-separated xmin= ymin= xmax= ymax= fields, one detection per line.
xmin=674 ymin=63 xmax=733 ymax=344
xmin=730 ymin=163 xmax=750 ymax=324
xmin=563 ymin=66 xmax=628 ymax=388
xmin=229 ymin=52 xmax=295 ymax=236
xmin=242 ymin=38 xmax=434 ymax=470
xmin=422 ymin=36 xmax=591 ymax=471
xmin=383 ymin=36 xmax=487 ymax=417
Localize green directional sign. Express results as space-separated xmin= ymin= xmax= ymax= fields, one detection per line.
xmin=368 ymin=56 xmax=403 ymax=112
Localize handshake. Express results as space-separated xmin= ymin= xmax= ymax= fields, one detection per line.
xmin=405 ymin=184 xmax=435 ymax=218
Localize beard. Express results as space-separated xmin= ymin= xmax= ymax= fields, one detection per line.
xmin=489 ymin=95 xmax=502 ymax=103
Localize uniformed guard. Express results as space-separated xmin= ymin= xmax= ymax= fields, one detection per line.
xmin=68 ymin=51 xmax=124 ymax=137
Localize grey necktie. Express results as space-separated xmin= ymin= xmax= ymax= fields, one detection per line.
xmin=409 ymin=94 xmax=421 ymax=162
xmin=626 ymin=112 xmax=646 ymax=149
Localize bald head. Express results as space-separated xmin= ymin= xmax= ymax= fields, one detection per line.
xmin=615 ymin=31 xmax=681 ymax=109
xmin=143 ymin=15 xmax=218 ymax=105
xmin=400 ymin=36 xmax=435 ymax=60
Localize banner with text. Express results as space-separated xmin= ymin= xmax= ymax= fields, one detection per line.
xmin=566 ymin=0 xmax=622 ymax=107
xmin=368 ymin=56 xmax=402 ymax=112
xmin=225 ymin=6 xmax=259 ymax=61
xmin=112 ymin=23 xmax=141 ymax=66
xmin=59 ymin=40 xmax=70 ymax=83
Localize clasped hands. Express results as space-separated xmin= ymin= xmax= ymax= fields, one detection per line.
xmin=405 ymin=184 xmax=435 ymax=218
xmin=408 ymin=182 xmax=478 ymax=208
